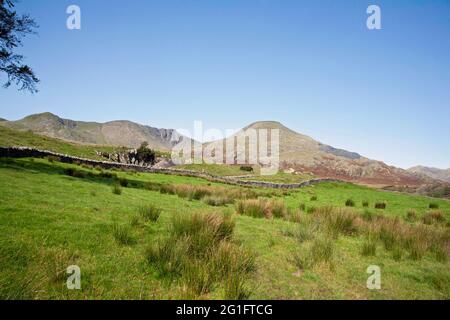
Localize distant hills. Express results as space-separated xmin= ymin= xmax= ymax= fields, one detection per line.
xmin=408 ymin=166 xmax=450 ymax=183
xmin=1 ymin=112 xmax=185 ymax=151
xmin=1 ymin=112 xmax=447 ymax=187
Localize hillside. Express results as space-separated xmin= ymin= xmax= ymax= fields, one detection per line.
xmin=204 ymin=121 xmax=431 ymax=186
xmin=0 ymin=157 xmax=449 ymax=299
xmin=408 ymin=166 xmax=450 ymax=183
xmin=0 ymin=113 xmax=441 ymax=187
xmin=0 ymin=112 xmax=187 ymax=151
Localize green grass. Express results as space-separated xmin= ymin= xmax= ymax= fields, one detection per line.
xmin=175 ymin=163 xmax=259 ymax=176
xmin=0 ymin=157 xmax=449 ymax=300
xmin=0 ymin=125 xmax=168 ymax=160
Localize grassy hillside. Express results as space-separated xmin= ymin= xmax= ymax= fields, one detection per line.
xmin=0 ymin=126 xmax=169 ymax=160
xmin=0 ymin=157 xmax=449 ymax=299
xmin=0 ymin=126 xmax=118 ymax=160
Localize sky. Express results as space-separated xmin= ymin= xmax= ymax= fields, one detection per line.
xmin=1 ymin=0 xmax=449 ymax=169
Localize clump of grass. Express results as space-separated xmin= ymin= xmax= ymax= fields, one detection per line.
xmin=145 ymin=212 xmax=255 ymax=299
xmin=314 ymin=207 xmax=357 ymax=238
xmin=309 ymin=236 xmax=334 ymax=267
xmin=406 ymin=210 xmax=417 ymax=222
xmin=374 ymin=202 xmax=387 ymax=209
xmin=203 ymin=195 xmax=230 ymax=207
xmin=306 ymin=206 xmax=316 ymax=214
xmin=90 ymin=190 xmax=97 ymax=197
xmin=422 ymin=210 xmax=446 ymax=225
xmin=362 ymin=209 xmax=376 ymax=221
xmin=129 ymin=215 xmax=140 ymax=227
xmin=112 ymin=224 xmax=134 ymax=245
xmin=429 ymin=203 xmax=439 ymax=209
xmin=310 ymin=195 xmax=317 ymax=201
xmin=361 ymin=238 xmax=377 ymax=256
xmin=362 ymin=200 xmax=369 ymax=208
xmin=118 ymin=177 xmax=129 ymax=187
xmin=239 ymin=166 xmax=253 ymax=172
xmin=299 ymin=203 xmax=306 ymax=211
xmin=63 ymin=168 xmax=86 ymax=178
xmin=112 ymin=183 xmax=122 ymax=195
xmin=345 ymin=199 xmax=355 ymax=207
xmin=288 ymin=210 xmax=302 ymax=223
xmin=392 ymin=246 xmax=403 ymax=261
xmin=139 ymin=205 xmax=162 ymax=222
xmin=294 ymin=220 xmax=318 ymax=243
xmin=270 ymin=200 xmax=287 ymax=218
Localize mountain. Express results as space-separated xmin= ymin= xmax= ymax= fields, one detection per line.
xmin=0 ymin=112 xmax=186 ymax=151
xmin=408 ymin=166 xmax=450 ymax=183
xmin=0 ymin=118 xmax=6 ymax=122
xmin=0 ymin=114 xmax=440 ymax=187
xmin=204 ymin=121 xmax=431 ymax=186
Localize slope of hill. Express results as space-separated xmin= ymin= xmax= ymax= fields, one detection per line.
xmin=408 ymin=166 xmax=450 ymax=183
xmin=0 ymin=112 xmax=186 ymax=151
xmin=204 ymin=121 xmax=430 ymax=186
xmin=0 ymin=113 xmax=441 ymax=187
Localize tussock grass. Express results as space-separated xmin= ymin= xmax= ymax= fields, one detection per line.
xmin=145 ymin=212 xmax=255 ymax=299
xmin=361 ymin=238 xmax=377 ymax=256
xmin=139 ymin=205 xmax=162 ymax=222
xmin=429 ymin=203 xmax=439 ymax=209
xmin=422 ymin=210 xmax=446 ymax=225
xmin=345 ymin=199 xmax=355 ymax=207
xmin=112 ymin=183 xmax=122 ymax=195
xmin=236 ymin=198 xmax=287 ymax=219
xmin=406 ymin=210 xmax=418 ymax=222
xmin=112 ymin=224 xmax=134 ymax=245
xmin=375 ymin=202 xmax=387 ymax=209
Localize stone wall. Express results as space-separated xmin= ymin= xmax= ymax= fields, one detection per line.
xmin=0 ymin=146 xmax=342 ymax=189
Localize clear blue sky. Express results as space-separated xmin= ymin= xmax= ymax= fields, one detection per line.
xmin=1 ymin=0 xmax=449 ymax=169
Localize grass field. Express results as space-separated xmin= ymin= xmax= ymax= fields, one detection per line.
xmin=0 ymin=157 xmax=449 ymax=299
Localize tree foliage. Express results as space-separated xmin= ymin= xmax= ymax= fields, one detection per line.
xmin=136 ymin=142 xmax=156 ymax=165
xmin=0 ymin=0 xmax=39 ymax=92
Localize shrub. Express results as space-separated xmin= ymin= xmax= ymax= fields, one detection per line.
xmin=429 ymin=203 xmax=439 ymax=209
xmin=112 ymin=224 xmax=134 ymax=245
xmin=140 ymin=205 xmax=162 ymax=222
xmin=112 ymin=183 xmax=122 ymax=195
xmin=345 ymin=199 xmax=355 ymax=207
xmin=374 ymin=202 xmax=387 ymax=209
xmin=406 ymin=210 xmax=417 ymax=222
xmin=362 ymin=200 xmax=369 ymax=208
xmin=310 ymin=195 xmax=317 ymax=201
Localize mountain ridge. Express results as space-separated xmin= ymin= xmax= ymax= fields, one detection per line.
xmin=0 ymin=112 xmax=443 ymax=187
